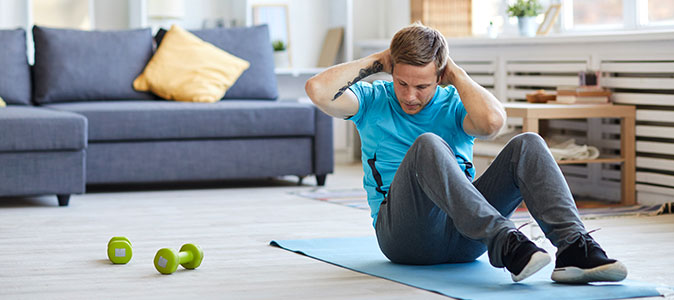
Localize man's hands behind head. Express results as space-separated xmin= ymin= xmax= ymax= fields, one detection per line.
xmin=375 ymin=49 xmax=393 ymax=74
xmin=439 ymin=56 xmax=464 ymax=86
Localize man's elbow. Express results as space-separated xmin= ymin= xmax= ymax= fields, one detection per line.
xmin=305 ymin=78 xmax=323 ymax=105
xmin=482 ymin=114 xmax=506 ymax=138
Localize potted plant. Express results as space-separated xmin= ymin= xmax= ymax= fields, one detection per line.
xmin=272 ymin=40 xmax=290 ymax=68
xmin=507 ymin=0 xmax=542 ymax=37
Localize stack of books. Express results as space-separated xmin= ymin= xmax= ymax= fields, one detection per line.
xmin=550 ymin=86 xmax=612 ymax=104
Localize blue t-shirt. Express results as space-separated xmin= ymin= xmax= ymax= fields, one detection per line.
xmin=347 ymin=80 xmax=475 ymax=227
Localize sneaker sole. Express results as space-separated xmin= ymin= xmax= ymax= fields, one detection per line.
xmin=551 ymin=261 xmax=627 ymax=284
xmin=512 ymin=251 xmax=551 ymax=282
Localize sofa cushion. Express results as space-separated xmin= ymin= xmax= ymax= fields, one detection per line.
xmin=156 ymin=25 xmax=278 ymax=100
xmin=0 ymin=29 xmax=31 ymax=105
xmin=0 ymin=106 xmax=87 ymax=152
xmin=32 ymin=26 xmax=155 ymax=104
xmin=44 ymin=101 xmax=315 ymax=142
xmin=134 ymin=25 xmax=250 ymax=102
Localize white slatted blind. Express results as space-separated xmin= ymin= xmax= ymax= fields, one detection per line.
xmin=505 ymin=59 xmax=587 ymax=103
xmin=603 ymin=58 xmax=674 ymax=204
xmin=458 ymin=59 xmax=496 ymax=94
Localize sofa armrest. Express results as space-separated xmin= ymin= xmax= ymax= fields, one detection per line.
xmin=313 ymin=107 xmax=334 ymax=177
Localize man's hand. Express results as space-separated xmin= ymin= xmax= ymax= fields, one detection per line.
xmin=438 ymin=56 xmax=506 ymax=139
xmin=376 ymin=49 xmax=393 ymax=74
xmin=439 ymin=56 xmax=464 ymax=86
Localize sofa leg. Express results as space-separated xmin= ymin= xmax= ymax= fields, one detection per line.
xmin=316 ymin=174 xmax=327 ymax=186
xmin=57 ymin=194 xmax=70 ymax=206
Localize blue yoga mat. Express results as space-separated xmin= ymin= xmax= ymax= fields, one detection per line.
xmin=270 ymin=236 xmax=663 ymax=300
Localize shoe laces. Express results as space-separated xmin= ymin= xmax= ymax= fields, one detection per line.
xmin=502 ymin=223 xmax=531 ymax=257
xmin=517 ymin=221 xmax=532 ymax=231
xmin=564 ymin=228 xmax=603 ymax=258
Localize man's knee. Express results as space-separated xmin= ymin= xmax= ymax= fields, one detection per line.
xmin=409 ymin=133 xmax=458 ymax=168
xmin=509 ymin=132 xmax=547 ymax=151
xmin=413 ymin=133 xmax=449 ymax=152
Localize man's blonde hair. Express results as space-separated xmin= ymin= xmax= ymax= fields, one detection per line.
xmin=389 ymin=22 xmax=449 ymax=79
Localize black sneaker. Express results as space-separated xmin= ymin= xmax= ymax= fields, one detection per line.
xmin=502 ymin=230 xmax=551 ymax=282
xmin=551 ymin=232 xmax=627 ymax=284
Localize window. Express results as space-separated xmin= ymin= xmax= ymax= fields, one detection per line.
xmin=645 ymin=0 xmax=674 ymax=25
xmin=567 ymin=0 xmax=623 ymax=30
xmin=472 ymin=0 xmax=674 ymax=36
xmin=560 ymin=0 xmax=674 ymax=31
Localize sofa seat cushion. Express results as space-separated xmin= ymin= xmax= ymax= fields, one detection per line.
xmin=44 ymin=100 xmax=316 ymax=142
xmin=0 ymin=106 xmax=87 ymax=152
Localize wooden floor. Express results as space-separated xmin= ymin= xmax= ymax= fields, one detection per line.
xmin=0 ymin=163 xmax=672 ymax=299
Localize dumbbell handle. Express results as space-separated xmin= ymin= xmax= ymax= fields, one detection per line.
xmin=178 ymin=250 xmax=194 ymax=264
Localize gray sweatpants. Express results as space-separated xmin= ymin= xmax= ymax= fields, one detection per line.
xmin=375 ymin=132 xmax=586 ymax=267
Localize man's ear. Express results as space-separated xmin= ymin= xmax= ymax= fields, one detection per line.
xmin=437 ymin=66 xmax=448 ymax=85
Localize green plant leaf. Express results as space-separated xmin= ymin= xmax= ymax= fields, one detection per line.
xmin=272 ymin=40 xmax=286 ymax=52
xmin=506 ymin=0 xmax=543 ymax=17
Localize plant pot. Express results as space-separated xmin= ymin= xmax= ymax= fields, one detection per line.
xmin=517 ymin=16 xmax=537 ymax=37
xmin=273 ymin=50 xmax=290 ymax=68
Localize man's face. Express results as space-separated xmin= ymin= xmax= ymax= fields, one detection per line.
xmin=392 ymin=61 xmax=439 ymax=115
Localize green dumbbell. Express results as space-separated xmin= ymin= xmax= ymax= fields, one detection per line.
xmin=107 ymin=237 xmax=133 ymax=264
xmin=153 ymin=243 xmax=204 ymax=274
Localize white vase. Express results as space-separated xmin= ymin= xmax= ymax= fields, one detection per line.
xmin=273 ymin=51 xmax=290 ymax=68
xmin=517 ymin=16 xmax=537 ymax=37
xmin=486 ymin=23 xmax=498 ymax=39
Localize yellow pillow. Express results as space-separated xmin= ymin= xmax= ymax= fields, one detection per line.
xmin=0 ymin=96 xmax=5 ymax=107
xmin=133 ymin=25 xmax=250 ymax=102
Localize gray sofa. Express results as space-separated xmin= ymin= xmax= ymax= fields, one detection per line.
xmin=0 ymin=25 xmax=333 ymax=206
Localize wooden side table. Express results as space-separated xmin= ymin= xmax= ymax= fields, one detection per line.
xmin=504 ymin=103 xmax=636 ymax=205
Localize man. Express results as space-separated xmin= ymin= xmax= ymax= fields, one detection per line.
xmin=305 ymin=23 xmax=627 ymax=284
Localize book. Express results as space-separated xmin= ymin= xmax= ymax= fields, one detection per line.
xmin=556 ymin=85 xmax=610 ymax=93
xmin=556 ymin=90 xmax=612 ymax=97
xmin=555 ymin=86 xmax=611 ymax=104
xmin=555 ymin=95 xmax=610 ymax=104
xmin=547 ymin=99 xmax=611 ymax=105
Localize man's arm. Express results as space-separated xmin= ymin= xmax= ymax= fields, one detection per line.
xmin=305 ymin=50 xmax=391 ymax=119
xmin=441 ymin=59 xmax=506 ymax=139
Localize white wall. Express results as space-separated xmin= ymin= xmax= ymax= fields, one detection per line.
xmin=0 ymin=0 xmax=29 ymax=29
xmin=287 ymin=0 xmax=331 ymax=69
xmin=352 ymin=0 xmax=409 ymax=58
xmin=352 ymin=0 xmax=410 ymax=40
xmin=385 ymin=0 xmax=410 ymax=37
xmin=93 ymin=0 xmax=129 ymax=30
xmin=228 ymin=0 xmax=247 ymax=27
xmin=180 ymin=0 xmax=229 ymax=29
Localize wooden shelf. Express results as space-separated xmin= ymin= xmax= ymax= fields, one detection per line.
xmin=556 ymin=157 xmax=624 ymax=165
xmin=503 ymin=103 xmax=636 ymax=205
